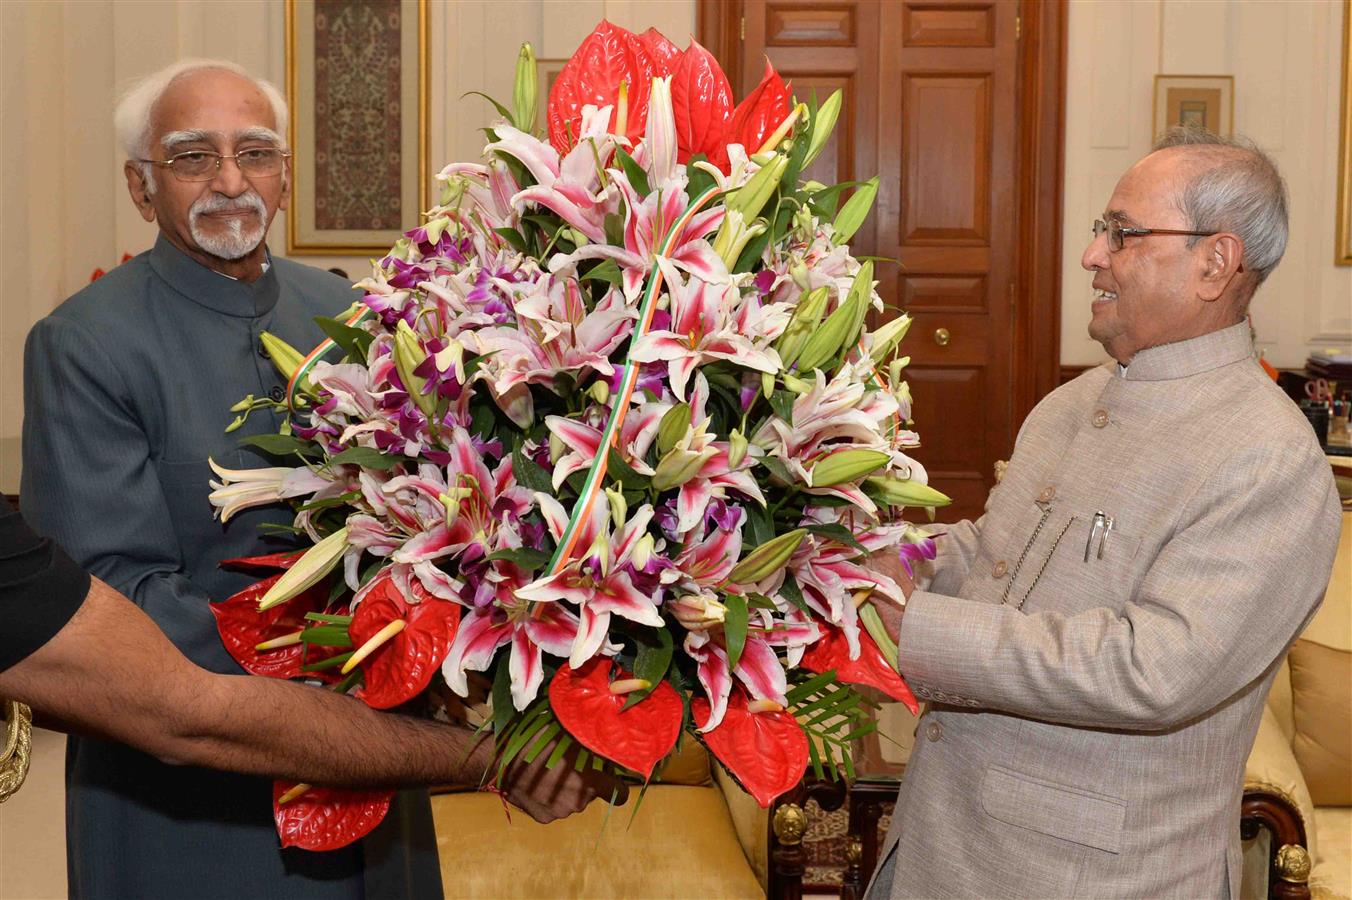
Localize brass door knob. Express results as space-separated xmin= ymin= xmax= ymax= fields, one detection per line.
xmin=934 ymin=327 xmax=951 ymax=346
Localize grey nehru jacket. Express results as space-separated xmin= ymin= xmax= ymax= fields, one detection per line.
xmin=22 ymin=236 xmax=443 ymax=900
xmin=869 ymin=323 xmax=1342 ymax=899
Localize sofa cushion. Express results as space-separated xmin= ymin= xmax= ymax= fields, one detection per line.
xmin=656 ymin=736 xmax=712 ymax=786
xmin=1309 ymin=806 xmax=1351 ymax=900
xmin=431 ymin=785 xmax=763 ymax=899
xmin=1290 ymin=639 xmax=1352 ymax=805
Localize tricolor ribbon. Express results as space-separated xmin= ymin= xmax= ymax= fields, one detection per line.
xmin=285 ymin=306 xmax=377 ymax=409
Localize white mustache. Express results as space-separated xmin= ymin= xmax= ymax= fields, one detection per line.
xmin=191 ymin=191 xmax=266 ymax=218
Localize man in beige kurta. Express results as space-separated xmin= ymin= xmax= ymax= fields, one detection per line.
xmin=868 ymin=131 xmax=1342 ymax=898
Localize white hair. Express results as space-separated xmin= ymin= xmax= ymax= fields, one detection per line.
xmin=1151 ymin=127 xmax=1289 ymax=286
xmin=115 ymin=59 xmax=288 ymax=191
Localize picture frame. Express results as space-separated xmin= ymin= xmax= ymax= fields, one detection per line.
xmin=1336 ymin=0 xmax=1352 ymax=265
xmin=285 ymin=0 xmax=429 ymax=255
xmin=1152 ymin=74 xmax=1234 ymax=141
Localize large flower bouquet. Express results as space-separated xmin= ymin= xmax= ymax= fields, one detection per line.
xmin=209 ymin=22 xmax=948 ymax=851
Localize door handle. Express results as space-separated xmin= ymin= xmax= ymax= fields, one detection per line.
xmin=934 ymin=327 xmax=951 ymax=346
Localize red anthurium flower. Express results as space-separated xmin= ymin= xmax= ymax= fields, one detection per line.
xmin=727 ymin=58 xmax=792 ymax=161
xmin=272 ymin=781 xmax=393 ymax=851
xmin=349 ymin=574 xmax=461 ymax=710
xmin=668 ymin=39 xmax=733 ymax=165
xmin=211 ymin=575 xmax=338 ymax=680
xmin=800 ymin=622 xmax=919 ymax=715
xmin=636 ymin=27 xmax=681 ymax=76
xmin=548 ymin=658 xmax=682 ymax=779
xmin=692 ymin=691 xmax=807 ymax=808
xmin=547 ymin=20 xmax=653 ymax=153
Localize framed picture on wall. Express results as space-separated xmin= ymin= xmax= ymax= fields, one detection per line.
xmin=1336 ymin=0 xmax=1351 ymax=265
xmin=285 ymin=0 xmax=429 ymax=255
xmin=1152 ymin=75 xmax=1233 ymax=140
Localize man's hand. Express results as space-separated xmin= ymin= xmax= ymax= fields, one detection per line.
xmin=866 ymin=548 xmax=917 ymax=645
xmin=499 ymin=737 xmax=630 ymax=824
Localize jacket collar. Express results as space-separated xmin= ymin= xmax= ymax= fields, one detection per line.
xmin=148 ymin=234 xmax=279 ymax=318
xmin=1120 ymin=322 xmax=1254 ymax=382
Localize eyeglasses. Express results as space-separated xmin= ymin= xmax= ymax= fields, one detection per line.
xmin=138 ymin=148 xmax=292 ymax=183
xmin=1091 ymin=218 xmax=1220 ymax=252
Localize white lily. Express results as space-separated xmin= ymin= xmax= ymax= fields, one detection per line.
xmin=208 ymin=458 xmax=329 ymax=523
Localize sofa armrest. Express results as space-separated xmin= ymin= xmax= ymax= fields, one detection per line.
xmin=712 ymin=763 xmax=770 ymax=891
xmin=1244 ymin=705 xmax=1317 ymax=899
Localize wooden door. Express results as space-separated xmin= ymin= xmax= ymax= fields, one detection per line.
xmin=704 ymin=0 xmax=1065 ymax=523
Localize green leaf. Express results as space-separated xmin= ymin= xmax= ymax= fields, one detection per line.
xmin=522 ymin=721 xmax=561 ymax=765
xmin=786 ymin=669 xmax=837 ymax=704
xmin=463 ymin=90 xmax=514 ymax=121
xmin=469 ymin=402 xmax=499 ymax=441
xmin=686 ymin=153 xmax=716 ymax=199
xmin=732 ymin=225 xmax=773 ymax=274
xmin=486 ymin=547 xmax=553 ymax=570
xmin=304 ymin=611 xmax=354 ymax=625
xmin=723 ymin=594 xmax=749 ymax=672
xmin=768 ymin=390 xmax=795 ymax=425
xmin=613 ymin=148 xmax=650 ymax=197
xmin=806 ymin=522 xmax=868 ymax=554
xmin=744 ymin=499 xmax=775 ymax=546
xmin=759 ymin=455 xmax=793 ymax=485
xmin=313 ymin=315 xmax=374 ymax=362
xmin=299 ymin=652 xmax=354 ymax=673
xmin=545 ymin=733 xmax=574 ymax=769
xmin=603 ymin=213 xmax=625 ymax=247
xmin=623 ymin=628 xmax=674 ymax=710
xmin=606 ymin=448 xmax=648 ymax=490
xmin=494 ymin=226 xmax=530 ymax=253
xmin=238 ymin=433 xmax=321 ymax=459
xmin=746 ymin=593 xmax=777 ymax=610
xmin=492 ymin=661 xmax=516 ymax=735
xmin=299 ymin=624 xmax=353 ymax=647
xmin=328 ymin=446 xmax=404 ymax=470
xmin=580 ymin=259 xmax=622 ymax=286
xmin=777 ymin=570 xmax=811 ymax=615
xmin=512 ymin=446 xmax=555 ymax=493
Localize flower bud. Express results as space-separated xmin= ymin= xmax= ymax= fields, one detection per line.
xmin=728 ymin=154 xmax=788 ymax=220
xmin=393 ymin=320 xmax=435 ymax=418
xmin=832 ymin=176 xmax=879 ymax=244
xmin=549 ymin=430 xmax=567 ymax=463
xmin=728 ymin=528 xmax=807 ymax=585
xmin=670 ymin=593 xmax=728 ymax=629
xmin=775 ymin=285 xmax=829 ymax=370
xmin=631 ymin=533 xmax=655 ymax=570
xmin=804 ymin=89 xmax=842 ymax=168
xmin=257 ymin=527 xmax=349 ymax=611
xmin=868 ymin=313 xmax=913 ymax=365
xmin=605 ymin=487 xmax=627 ymax=530
xmin=587 ymin=379 xmax=612 ymax=405
xmin=422 ymin=215 xmax=452 ymax=248
xmin=810 ymin=448 xmax=891 ymax=487
xmin=865 ymin=475 xmax=952 ymax=509
xmin=513 ymin=42 xmax=538 ymax=132
xmin=656 ymin=402 xmax=691 ymax=456
xmin=727 ymin=429 xmax=749 ymax=469
xmin=651 ymin=445 xmax=715 ymax=492
xmin=260 ymin=332 xmax=308 ymax=390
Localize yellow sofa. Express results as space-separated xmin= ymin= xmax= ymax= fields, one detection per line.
xmin=1243 ymin=507 xmax=1351 ymax=900
xmin=431 ymin=738 xmax=770 ymax=899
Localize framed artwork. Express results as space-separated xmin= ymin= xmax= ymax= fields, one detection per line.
xmin=1152 ymin=75 xmax=1233 ymax=140
xmin=1336 ymin=0 xmax=1351 ymax=265
xmin=286 ymin=0 xmax=429 ymax=255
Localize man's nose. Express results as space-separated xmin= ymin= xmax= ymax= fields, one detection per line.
xmin=210 ymin=155 xmax=250 ymax=195
xmin=1082 ymin=228 xmax=1110 ymax=271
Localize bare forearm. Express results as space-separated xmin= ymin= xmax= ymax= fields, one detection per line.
xmin=1 ymin=577 xmax=492 ymax=786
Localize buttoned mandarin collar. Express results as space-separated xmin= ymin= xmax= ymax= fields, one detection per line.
xmin=1116 ymin=321 xmax=1254 ymax=382
xmin=148 ymin=234 xmax=280 ymax=319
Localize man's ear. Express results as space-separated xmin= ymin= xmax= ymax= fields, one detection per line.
xmin=278 ymin=155 xmax=292 ymax=212
xmin=1197 ymin=232 xmax=1244 ymax=302
xmin=124 ymin=162 xmax=156 ymax=223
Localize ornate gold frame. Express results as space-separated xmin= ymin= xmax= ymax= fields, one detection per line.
xmin=1336 ymin=0 xmax=1352 ymax=265
xmin=1151 ymin=74 xmax=1235 ymax=141
xmin=284 ymin=0 xmax=429 ymax=255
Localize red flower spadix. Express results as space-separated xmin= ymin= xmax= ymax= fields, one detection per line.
xmin=800 ymin=623 xmax=919 ymax=715
xmin=548 ymin=658 xmax=682 ymax=779
xmin=693 ymin=692 xmax=807 ymax=808
xmin=349 ymin=574 xmax=461 ymax=710
xmin=272 ymin=781 xmax=393 ymax=851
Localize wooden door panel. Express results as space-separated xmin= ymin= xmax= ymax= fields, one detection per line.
xmin=902 ymin=3 xmax=997 ymax=48
xmin=765 ymin=3 xmax=857 ymax=45
xmin=901 ymin=74 xmax=992 ymax=244
xmin=899 ymin=274 xmax=987 ymax=312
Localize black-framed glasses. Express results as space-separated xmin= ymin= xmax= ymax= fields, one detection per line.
xmin=138 ymin=148 xmax=292 ymax=183
xmin=1092 ymin=218 xmax=1219 ymax=252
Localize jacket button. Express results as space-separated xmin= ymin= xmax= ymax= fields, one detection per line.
xmin=269 ymin=386 xmax=285 ymax=402
xmin=1037 ymin=485 xmax=1056 ymax=503
xmin=1092 ymin=409 xmax=1110 ymax=428
xmin=926 ymin=722 xmax=943 ymax=742
xmin=992 ymin=560 xmax=1008 ymax=578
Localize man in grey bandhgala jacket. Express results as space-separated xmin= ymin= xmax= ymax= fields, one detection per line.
xmin=867 ymin=130 xmax=1342 ymax=898
xmin=22 ymin=61 xmax=442 ymax=899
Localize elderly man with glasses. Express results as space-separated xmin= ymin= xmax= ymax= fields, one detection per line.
xmin=863 ymin=129 xmax=1341 ymax=898
xmin=18 ymin=59 xmax=609 ymax=900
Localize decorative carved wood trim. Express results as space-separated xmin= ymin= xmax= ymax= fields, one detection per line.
xmin=697 ymin=0 xmax=743 ymax=80
xmin=1241 ymin=790 xmax=1311 ymax=900
xmin=1011 ymin=0 xmax=1069 ymax=426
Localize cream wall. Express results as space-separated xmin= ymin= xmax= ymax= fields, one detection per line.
xmin=1061 ymin=0 xmax=1352 ymax=369
xmin=0 ymin=0 xmax=694 ymax=494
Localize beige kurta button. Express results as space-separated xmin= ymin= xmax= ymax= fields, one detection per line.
xmin=1092 ymin=409 xmax=1110 ymax=428
xmin=926 ymin=722 xmax=943 ymax=742
xmin=992 ymin=560 xmax=1008 ymax=578
xmin=1037 ymin=485 xmax=1056 ymax=503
